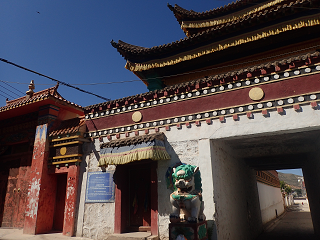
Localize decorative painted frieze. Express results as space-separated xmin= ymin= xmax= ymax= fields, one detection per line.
xmin=85 ymin=65 xmax=320 ymax=139
xmin=85 ymin=64 xmax=320 ymax=120
xmin=85 ymin=92 xmax=320 ymax=139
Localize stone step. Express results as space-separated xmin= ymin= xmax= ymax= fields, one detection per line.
xmin=107 ymin=232 xmax=158 ymax=240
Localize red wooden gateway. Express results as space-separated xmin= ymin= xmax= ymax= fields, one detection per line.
xmin=0 ymin=82 xmax=85 ymax=236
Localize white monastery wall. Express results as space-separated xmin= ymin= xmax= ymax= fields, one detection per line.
xmin=256 ymin=182 xmax=284 ymax=224
xmin=75 ymin=142 xmax=115 ymax=240
xmin=284 ymin=194 xmax=294 ymax=207
xmin=77 ymin=103 xmax=320 ymax=239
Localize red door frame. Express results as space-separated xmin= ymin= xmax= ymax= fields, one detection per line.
xmin=114 ymin=160 xmax=158 ymax=236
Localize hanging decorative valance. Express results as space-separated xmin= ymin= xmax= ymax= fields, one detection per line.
xmin=99 ymin=132 xmax=170 ymax=167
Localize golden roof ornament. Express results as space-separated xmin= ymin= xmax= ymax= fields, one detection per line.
xmin=26 ymin=80 xmax=35 ymax=100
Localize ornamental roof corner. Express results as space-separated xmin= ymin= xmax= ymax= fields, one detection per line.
xmin=0 ymin=83 xmax=83 ymax=114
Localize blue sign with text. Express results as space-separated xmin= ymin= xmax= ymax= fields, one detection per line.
xmin=85 ymin=171 xmax=115 ymax=203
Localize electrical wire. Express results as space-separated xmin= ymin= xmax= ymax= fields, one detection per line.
xmin=0 ymin=58 xmax=111 ymax=101
xmin=0 ymin=80 xmax=24 ymax=94
xmin=0 ymin=44 xmax=319 ymax=92
xmin=0 ymin=92 xmax=9 ymax=100
xmin=0 ymin=83 xmax=22 ymax=98
xmin=0 ymin=79 xmax=141 ymax=86
xmin=0 ymin=88 xmax=15 ymax=100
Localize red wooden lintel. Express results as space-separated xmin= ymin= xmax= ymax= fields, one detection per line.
xmin=293 ymin=104 xmax=300 ymax=111
xmin=262 ymin=109 xmax=268 ymax=116
xmin=311 ymin=101 xmax=318 ymax=108
xmin=206 ymin=119 xmax=212 ymax=124
xmin=233 ymin=114 xmax=239 ymax=121
xmin=277 ymin=107 xmax=284 ymax=113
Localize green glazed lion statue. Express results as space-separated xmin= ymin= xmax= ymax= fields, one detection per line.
xmin=168 ymin=164 xmax=205 ymax=223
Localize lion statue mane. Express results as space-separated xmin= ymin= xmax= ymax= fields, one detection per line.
xmin=166 ymin=164 xmax=205 ymax=223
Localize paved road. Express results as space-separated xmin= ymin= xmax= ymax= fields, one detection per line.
xmin=256 ymin=199 xmax=317 ymax=240
xmin=0 ymin=229 xmax=90 ymax=240
xmin=0 ymin=199 xmax=317 ymax=240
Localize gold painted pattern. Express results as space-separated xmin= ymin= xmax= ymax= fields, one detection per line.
xmin=125 ymin=16 xmax=320 ymax=72
xmin=181 ymin=0 xmax=286 ymax=29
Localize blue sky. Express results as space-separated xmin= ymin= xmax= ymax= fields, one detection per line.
xmin=1 ymin=0 xmax=230 ymax=107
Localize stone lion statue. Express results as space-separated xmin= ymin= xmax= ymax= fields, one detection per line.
xmin=166 ymin=164 xmax=205 ymax=223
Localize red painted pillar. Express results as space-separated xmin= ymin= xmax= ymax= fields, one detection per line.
xmin=24 ymin=105 xmax=60 ymax=235
xmin=150 ymin=162 xmax=158 ymax=236
xmin=63 ymin=165 xmax=80 ymax=236
xmin=113 ymin=166 xmax=128 ymax=234
xmin=24 ymin=124 xmax=56 ymax=234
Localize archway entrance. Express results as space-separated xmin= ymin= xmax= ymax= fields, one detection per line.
xmin=211 ymin=129 xmax=320 ymax=239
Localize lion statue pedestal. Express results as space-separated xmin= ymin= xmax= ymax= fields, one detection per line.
xmin=166 ymin=164 xmax=208 ymax=240
xmin=169 ymin=221 xmax=208 ymax=240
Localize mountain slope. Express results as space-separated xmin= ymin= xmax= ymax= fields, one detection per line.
xmin=278 ymin=172 xmax=303 ymax=189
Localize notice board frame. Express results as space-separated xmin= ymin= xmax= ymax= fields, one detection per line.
xmin=85 ymin=171 xmax=115 ymax=203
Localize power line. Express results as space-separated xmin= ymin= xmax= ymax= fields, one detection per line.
xmin=0 ymin=44 xmax=319 ymax=97
xmin=0 ymin=92 xmax=9 ymax=101
xmin=0 ymin=83 xmax=22 ymax=98
xmin=0 ymin=58 xmax=111 ymax=101
xmin=0 ymin=80 xmax=24 ymax=94
xmin=0 ymin=88 xmax=15 ymax=100
xmin=0 ymin=79 xmax=141 ymax=86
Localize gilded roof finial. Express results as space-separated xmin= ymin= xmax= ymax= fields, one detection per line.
xmin=26 ymin=80 xmax=35 ymax=100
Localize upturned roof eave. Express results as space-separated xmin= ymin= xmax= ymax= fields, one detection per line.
xmin=167 ymin=0 xmax=269 ymax=22
xmin=0 ymin=85 xmax=83 ymax=119
xmin=111 ymin=1 xmax=318 ymax=66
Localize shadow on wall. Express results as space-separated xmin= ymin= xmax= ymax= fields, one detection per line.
xmin=73 ymin=142 xmax=90 ymax=236
xmin=158 ymin=140 xmax=181 ymax=217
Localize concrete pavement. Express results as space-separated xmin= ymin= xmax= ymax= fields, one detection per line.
xmin=1 ymin=198 xmax=316 ymax=240
xmin=0 ymin=229 xmax=91 ymax=240
xmin=0 ymin=229 xmax=157 ymax=240
xmin=256 ymin=198 xmax=317 ymax=240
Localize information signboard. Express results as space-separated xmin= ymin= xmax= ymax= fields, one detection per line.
xmin=85 ymin=171 xmax=115 ymax=203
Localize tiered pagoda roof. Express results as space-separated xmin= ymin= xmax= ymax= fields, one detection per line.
xmin=168 ymin=0 xmax=309 ymax=36
xmin=112 ymin=0 xmax=320 ymax=89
